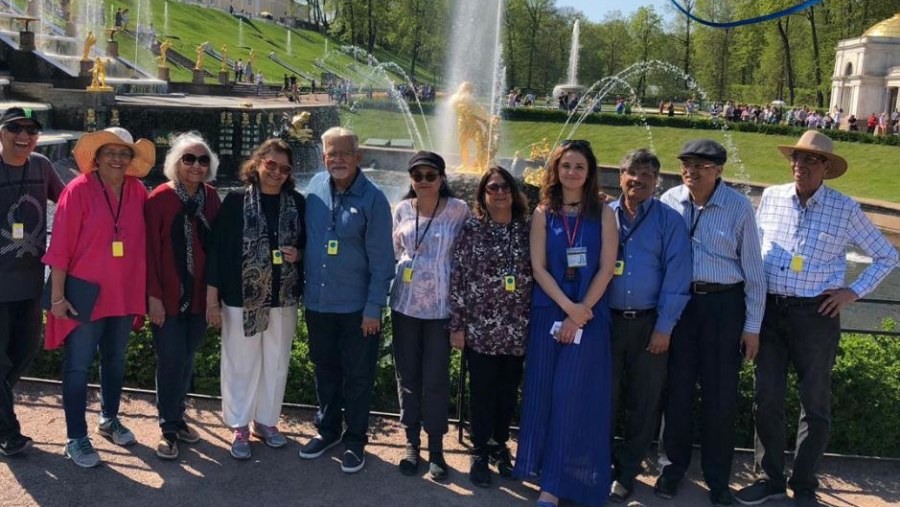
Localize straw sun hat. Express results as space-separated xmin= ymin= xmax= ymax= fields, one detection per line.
xmin=73 ymin=127 xmax=156 ymax=178
xmin=777 ymin=130 xmax=848 ymax=180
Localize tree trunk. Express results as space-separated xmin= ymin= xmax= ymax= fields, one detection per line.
xmin=409 ymin=0 xmax=422 ymax=78
xmin=682 ymin=0 xmax=693 ymax=77
xmin=367 ymin=0 xmax=376 ymax=55
xmin=776 ymin=19 xmax=795 ymax=105
xmin=807 ymin=6 xmax=824 ymax=108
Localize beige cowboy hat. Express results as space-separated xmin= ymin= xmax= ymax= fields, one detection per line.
xmin=777 ymin=130 xmax=848 ymax=179
xmin=73 ymin=127 xmax=156 ymax=178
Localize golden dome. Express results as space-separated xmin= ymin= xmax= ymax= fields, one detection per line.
xmin=863 ymin=13 xmax=900 ymax=38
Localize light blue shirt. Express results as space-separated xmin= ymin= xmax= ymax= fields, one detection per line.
xmin=661 ymin=180 xmax=767 ymax=333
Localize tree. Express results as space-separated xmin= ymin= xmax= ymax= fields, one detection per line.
xmin=522 ymin=0 xmax=553 ymax=90
xmin=628 ymin=6 xmax=662 ymax=99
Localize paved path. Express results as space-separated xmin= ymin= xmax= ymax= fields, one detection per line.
xmin=1 ymin=381 xmax=897 ymax=506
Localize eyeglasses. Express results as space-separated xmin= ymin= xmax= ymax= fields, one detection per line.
xmin=560 ymin=139 xmax=592 ymax=149
xmin=262 ymin=158 xmax=292 ymax=175
xmin=485 ymin=182 xmax=511 ymax=194
xmin=3 ymin=123 xmax=40 ymax=136
xmin=791 ymin=153 xmax=826 ymax=166
xmin=181 ymin=153 xmax=211 ymax=167
xmin=324 ymin=149 xmax=356 ymax=161
xmin=679 ymin=160 xmax=718 ymax=172
xmin=98 ymin=148 xmax=134 ymax=160
xmin=410 ymin=171 xmax=440 ymax=183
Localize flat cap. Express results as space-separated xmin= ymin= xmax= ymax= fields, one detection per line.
xmin=407 ymin=150 xmax=446 ymax=173
xmin=0 ymin=107 xmax=42 ymax=130
xmin=677 ymin=139 xmax=726 ymax=165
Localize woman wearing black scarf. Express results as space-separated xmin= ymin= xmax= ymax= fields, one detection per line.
xmin=146 ymin=132 xmax=222 ymax=460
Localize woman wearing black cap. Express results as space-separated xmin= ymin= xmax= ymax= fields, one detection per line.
xmin=390 ymin=150 xmax=470 ymax=480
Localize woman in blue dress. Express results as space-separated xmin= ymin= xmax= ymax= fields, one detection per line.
xmin=514 ymin=140 xmax=618 ymax=507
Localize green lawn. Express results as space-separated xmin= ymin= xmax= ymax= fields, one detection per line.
xmin=341 ymin=109 xmax=900 ymax=203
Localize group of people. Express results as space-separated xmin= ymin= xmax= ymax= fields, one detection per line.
xmin=0 ymin=106 xmax=897 ymax=507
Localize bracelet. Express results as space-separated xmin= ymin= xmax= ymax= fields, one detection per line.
xmin=51 ymin=297 xmax=65 ymax=305
xmin=207 ymin=304 xmax=220 ymax=309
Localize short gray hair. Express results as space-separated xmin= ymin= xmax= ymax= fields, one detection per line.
xmin=321 ymin=126 xmax=359 ymax=151
xmin=620 ymin=148 xmax=660 ymax=174
xmin=163 ymin=131 xmax=219 ymax=182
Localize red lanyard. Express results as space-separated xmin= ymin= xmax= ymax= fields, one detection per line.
xmin=561 ymin=212 xmax=582 ymax=247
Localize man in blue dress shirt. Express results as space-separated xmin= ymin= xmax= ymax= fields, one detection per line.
xmin=656 ymin=139 xmax=767 ymax=506
xmin=607 ymin=149 xmax=691 ymax=503
xmin=736 ymin=131 xmax=897 ymax=507
xmin=298 ymin=127 xmax=394 ymax=474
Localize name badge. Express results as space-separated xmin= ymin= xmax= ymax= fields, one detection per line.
xmin=504 ymin=275 xmax=516 ymax=292
xmin=790 ymin=254 xmax=804 ymax=272
xmin=614 ymin=260 xmax=625 ymax=276
xmin=402 ymin=267 xmax=413 ymax=283
xmin=566 ymin=246 xmax=587 ymax=268
xmin=272 ymin=249 xmax=283 ymax=265
xmin=12 ymin=223 xmax=24 ymax=239
xmin=112 ymin=241 xmax=124 ymax=257
xmin=327 ymin=239 xmax=339 ymax=255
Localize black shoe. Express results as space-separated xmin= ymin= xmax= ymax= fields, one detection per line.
xmin=428 ymin=451 xmax=449 ymax=481
xmin=654 ymin=475 xmax=679 ymax=499
xmin=469 ymin=454 xmax=491 ymax=488
xmin=792 ymin=490 xmax=820 ymax=507
xmin=341 ymin=448 xmax=365 ymax=473
xmin=710 ymin=488 xmax=735 ymax=506
xmin=609 ymin=480 xmax=633 ymax=503
xmin=398 ymin=443 xmax=420 ymax=476
xmin=735 ymin=480 xmax=787 ymax=505
xmin=298 ymin=434 xmax=340 ymax=459
xmin=488 ymin=443 xmax=514 ymax=479
xmin=0 ymin=434 xmax=32 ymax=457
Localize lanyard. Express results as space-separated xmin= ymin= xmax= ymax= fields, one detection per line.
xmin=329 ymin=172 xmax=360 ymax=232
xmin=561 ymin=211 xmax=583 ymax=248
xmin=689 ymin=204 xmax=704 ymax=238
xmin=96 ymin=172 xmax=124 ymax=238
xmin=412 ymin=198 xmax=440 ymax=259
xmin=0 ymin=154 xmax=29 ymax=221
xmin=618 ymin=200 xmax=654 ymax=246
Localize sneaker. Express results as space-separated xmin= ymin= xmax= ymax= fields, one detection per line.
xmin=156 ymin=434 xmax=179 ymax=460
xmin=398 ymin=443 xmax=420 ymax=476
xmin=735 ymin=480 xmax=787 ymax=505
xmin=250 ymin=421 xmax=287 ymax=448
xmin=175 ymin=422 xmax=200 ymax=444
xmin=793 ymin=490 xmax=820 ymax=507
xmin=230 ymin=426 xmax=251 ymax=460
xmin=428 ymin=451 xmax=449 ymax=481
xmin=298 ymin=434 xmax=340 ymax=459
xmin=710 ymin=488 xmax=735 ymax=506
xmin=65 ymin=437 xmax=101 ymax=468
xmin=654 ymin=475 xmax=679 ymax=499
xmin=97 ymin=418 xmax=136 ymax=446
xmin=341 ymin=448 xmax=365 ymax=474
xmin=0 ymin=434 xmax=33 ymax=457
xmin=609 ymin=480 xmax=633 ymax=503
xmin=488 ymin=444 xmax=515 ymax=479
xmin=469 ymin=453 xmax=491 ymax=488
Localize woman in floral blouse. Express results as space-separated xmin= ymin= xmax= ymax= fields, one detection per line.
xmin=449 ymin=166 xmax=532 ymax=488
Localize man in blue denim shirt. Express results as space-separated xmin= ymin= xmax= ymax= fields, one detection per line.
xmin=298 ymin=127 xmax=394 ymax=474
xmin=606 ymin=149 xmax=691 ymax=503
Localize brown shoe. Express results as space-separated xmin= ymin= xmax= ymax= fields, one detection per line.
xmin=156 ymin=435 xmax=179 ymax=460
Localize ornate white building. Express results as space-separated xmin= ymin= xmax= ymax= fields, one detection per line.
xmin=830 ymin=13 xmax=900 ymax=118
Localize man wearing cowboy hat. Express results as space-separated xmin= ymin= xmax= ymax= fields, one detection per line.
xmin=736 ymin=131 xmax=897 ymax=507
xmin=0 ymin=107 xmax=64 ymax=457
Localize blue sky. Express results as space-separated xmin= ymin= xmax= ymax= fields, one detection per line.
xmin=555 ymin=0 xmax=670 ymax=22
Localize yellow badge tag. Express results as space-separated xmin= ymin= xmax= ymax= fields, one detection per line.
xmin=614 ymin=260 xmax=625 ymax=276
xmin=272 ymin=249 xmax=283 ymax=265
xmin=790 ymin=254 xmax=804 ymax=272
xmin=112 ymin=241 xmax=124 ymax=257
xmin=402 ymin=267 xmax=413 ymax=283
xmin=327 ymin=239 xmax=339 ymax=255
xmin=504 ymin=275 xmax=516 ymax=292
xmin=12 ymin=223 xmax=24 ymax=239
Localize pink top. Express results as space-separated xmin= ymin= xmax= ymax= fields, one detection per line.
xmin=42 ymin=173 xmax=148 ymax=349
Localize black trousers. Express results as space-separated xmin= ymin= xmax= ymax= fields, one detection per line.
xmin=391 ymin=311 xmax=450 ymax=449
xmin=306 ymin=310 xmax=381 ymax=450
xmin=466 ymin=348 xmax=524 ymax=452
xmin=753 ymin=296 xmax=840 ymax=494
xmin=151 ymin=313 xmax=207 ymax=434
xmin=661 ymin=287 xmax=744 ymax=491
xmin=0 ymin=299 xmax=42 ymax=440
xmin=610 ymin=311 xmax=667 ymax=488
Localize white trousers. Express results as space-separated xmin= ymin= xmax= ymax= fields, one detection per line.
xmin=220 ymin=305 xmax=297 ymax=428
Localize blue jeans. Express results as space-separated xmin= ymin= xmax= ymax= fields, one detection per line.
xmin=62 ymin=316 xmax=133 ymax=439
xmin=151 ymin=313 xmax=206 ymax=434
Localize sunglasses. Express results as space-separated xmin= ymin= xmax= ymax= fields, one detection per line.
xmin=485 ymin=182 xmax=511 ymax=194
xmin=560 ymin=139 xmax=591 ymax=149
xmin=790 ymin=152 xmax=827 ymax=166
xmin=410 ymin=171 xmax=440 ymax=183
xmin=98 ymin=148 xmax=134 ymax=160
xmin=263 ymin=158 xmax=292 ymax=175
xmin=679 ymin=160 xmax=718 ymax=172
xmin=4 ymin=123 xmax=40 ymax=135
xmin=181 ymin=153 xmax=211 ymax=167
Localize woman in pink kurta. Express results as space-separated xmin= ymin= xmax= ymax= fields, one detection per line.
xmin=42 ymin=127 xmax=154 ymax=468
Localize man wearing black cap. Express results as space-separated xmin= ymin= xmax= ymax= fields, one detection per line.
xmin=656 ymin=139 xmax=766 ymax=505
xmin=736 ymin=131 xmax=897 ymax=507
xmin=0 ymin=107 xmax=64 ymax=456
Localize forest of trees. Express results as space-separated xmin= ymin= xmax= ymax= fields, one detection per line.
xmin=304 ymin=0 xmax=898 ymax=107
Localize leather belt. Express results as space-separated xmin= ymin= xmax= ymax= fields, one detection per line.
xmin=767 ymin=293 xmax=828 ymax=307
xmin=610 ymin=308 xmax=656 ymax=320
xmin=691 ymin=282 xmax=744 ymax=295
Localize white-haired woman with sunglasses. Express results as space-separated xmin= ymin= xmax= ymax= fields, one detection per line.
xmin=206 ymin=139 xmax=305 ymax=460
xmin=145 ymin=131 xmax=222 ymax=460
xmin=390 ymin=151 xmax=469 ymax=480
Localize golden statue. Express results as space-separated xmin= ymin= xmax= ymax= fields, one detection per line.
xmin=81 ymin=31 xmax=96 ymax=61
xmin=194 ymin=42 xmax=207 ymax=70
xmin=288 ymin=111 xmax=314 ymax=141
xmin=529 ymin=137 xmax=551 ymax=161
xmin=157 ymin=39 xmax=171 ymax=68
xmin=220 ymin=44 xmax=229 ymax=72
xmin=450 ymin=81 xmax=498 ymax=173
xmin=248 ymin=48 xmax=256 ymax=68
xmin=87 ymin=57 xmax=112 ymax=92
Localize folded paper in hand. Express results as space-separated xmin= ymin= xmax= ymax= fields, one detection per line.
xmin=550 ymin=321 xmax=582 ymax=345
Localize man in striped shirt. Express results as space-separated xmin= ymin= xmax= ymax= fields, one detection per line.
xmin=736 ymin=131 xmax=898 ymax=507
xmin=656 ymin=139 xmax=767 ymax=506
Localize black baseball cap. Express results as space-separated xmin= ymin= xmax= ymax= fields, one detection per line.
xmin=407 ymin=150 xmax=446 ymax=173
xmin=678 ymin=139 xmax=726 ymax=165
xmin=0 ymin=107 xmax=42 ymax=130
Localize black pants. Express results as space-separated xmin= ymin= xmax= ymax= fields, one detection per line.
xmin=610 ymin=311 xmax=667 ymax=488
xmin=661 ymin=288 xmax=744 ymax=491
xmin=753 ymin=296 xmax=839 ymax=493
xmin=151 ymin=313 xmax=206 ymax=434
xmin=391 ymin=311 xmax=450 ymax=450
xmin=466 ymin=348 xmax=524 ymax=452
xmin=306 ymin=310 xmax=381 ymax=450
xmin=0 ymin=299 xmax=42 ymax=440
